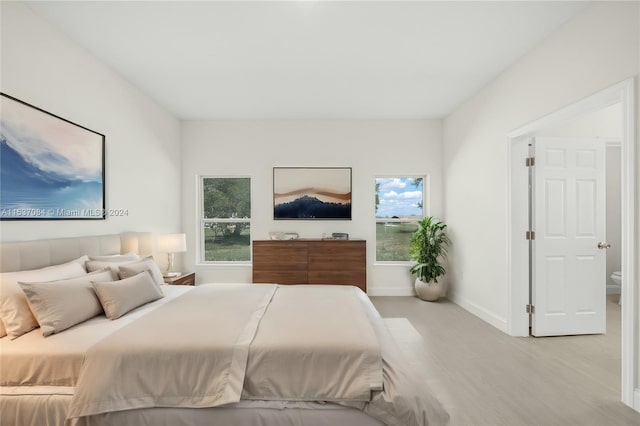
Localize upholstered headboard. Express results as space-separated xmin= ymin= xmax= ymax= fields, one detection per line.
xmin=0 ymin=232 xmax=153 ymax=273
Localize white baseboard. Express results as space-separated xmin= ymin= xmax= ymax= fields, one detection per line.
xmin=368 ymin=287 xmax=416 ymax=296
xmin=447 ymin=292 xmax=509 ymax=334
xmin=634 ymin=388 xmax=640 ymax=413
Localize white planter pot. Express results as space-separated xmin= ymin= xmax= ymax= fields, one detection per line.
xmin=414 ymin=277 xmax=441 ymax=301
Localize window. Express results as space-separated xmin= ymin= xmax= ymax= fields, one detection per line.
xmin=200 ymin=177 xmax=251 ymax=263
xmin=375 ymin=176 xmax=426 ymax=262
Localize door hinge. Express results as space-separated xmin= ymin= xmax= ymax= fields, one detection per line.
xmin=525 ymin=157 xmax=536 ymax=167
xmin=526 ymin=231 xmax=536 ymax=240
xmin=526 ymin=304 xmax=535 ymax=314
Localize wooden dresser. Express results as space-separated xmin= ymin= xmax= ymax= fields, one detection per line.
xmin=252 ymin=239 xmax=367 ymax=292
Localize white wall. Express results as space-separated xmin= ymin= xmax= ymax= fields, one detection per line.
xmin=181 ymin=120 xmax=442 ymax=294
xmin=538 ymin=103 xmax=622 ymax=139
xmin=443 ymin=1 xmax=639 ymax=332
xmin=0 ymin=2 xmax=182 ymax=243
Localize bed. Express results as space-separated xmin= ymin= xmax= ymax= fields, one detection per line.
xmin=0 ymin=233 xmax=449 ymax=426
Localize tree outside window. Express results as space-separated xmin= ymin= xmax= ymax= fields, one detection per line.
xmin=201 ymin=177 xmax=251 ymax=262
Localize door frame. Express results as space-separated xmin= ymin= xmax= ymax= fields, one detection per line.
xmin=506 ymin=78 xmax=637 ymax=409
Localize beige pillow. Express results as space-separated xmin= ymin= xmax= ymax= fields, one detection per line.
xmin=0 ymin=260 xmax=87 ymax=339
xmin=92 ymin=271 xmax=164 ymax=320
xmin=19 ymin=269 xmax=116 ymax=337
xmin=88 ymin=253 xmax=140 ymax=262
xmin=0 ymin=255 xmax=88 ymax=339
xmin=85 ymin=258 xmax=138 ymax=273
xmin=118 ymin=256 xmax=164 ymax=290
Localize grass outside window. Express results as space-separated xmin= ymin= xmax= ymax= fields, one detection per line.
xmin=203 ymin=223 xmax=250 ymax=262
xmin=376 ymin=222 xmax=419 ymax=261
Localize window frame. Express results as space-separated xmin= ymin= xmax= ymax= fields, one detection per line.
xmin=198 ymin=175 xmax=252 ymax=265
xmin=374 ymin=174 xmax=430 ymax=264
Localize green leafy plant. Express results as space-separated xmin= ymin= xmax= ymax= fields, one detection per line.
xmin=409 ymin=216 xmax=450 ymax=284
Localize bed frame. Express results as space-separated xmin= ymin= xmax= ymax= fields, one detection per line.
xmin=0 ymin=232 xmax=153 ymax=273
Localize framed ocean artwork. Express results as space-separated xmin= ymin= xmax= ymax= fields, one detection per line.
xmin=0 ymin=93 xmax=105 ymax=220
xmin=273 ymin=167 xmax=352 ymax=220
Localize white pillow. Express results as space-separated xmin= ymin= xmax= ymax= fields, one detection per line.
xmin=19 ymin=269 xmax=116 ymax=337
xmin=88 ymin=252 xmax=140 ymax=262
xmin=118 ymin=256 xmax=164 ymax=290
xmin=92 ymin=271 xmax=164 ymax=320
xmin=71 ymin=255 xmax=91 ymax=272
xmin=0 ymin=260 xmax=87 ymax=339
xmin=85 ymin=258 xmax=138 ymax=273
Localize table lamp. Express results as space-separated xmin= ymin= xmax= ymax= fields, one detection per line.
xmin=157 ymin=233 xmax=186 ymax=277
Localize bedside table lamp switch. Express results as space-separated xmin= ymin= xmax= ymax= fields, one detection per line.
xmin=157 ymin=233 xmax=186 ymax=276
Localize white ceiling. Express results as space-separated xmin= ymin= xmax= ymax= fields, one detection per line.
xmin=26 ymin=1 xmax=589 ymax=120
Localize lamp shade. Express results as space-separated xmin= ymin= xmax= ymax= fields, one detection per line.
xmin=157 ymin=233 xmax=187 ymax=253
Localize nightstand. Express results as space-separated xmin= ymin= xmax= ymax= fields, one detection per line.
xmin=163 ymin=272 xmax=195 ymax=286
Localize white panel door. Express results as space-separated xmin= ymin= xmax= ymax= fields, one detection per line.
xmin=532 ymin=137 xmax=606 ymax=336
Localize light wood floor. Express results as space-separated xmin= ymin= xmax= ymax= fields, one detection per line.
xmin=371 ymin=295 xmax=640 ymax=426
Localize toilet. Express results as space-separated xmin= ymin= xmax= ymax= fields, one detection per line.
xmin=609 ymin=271 xmax=622 ymax=305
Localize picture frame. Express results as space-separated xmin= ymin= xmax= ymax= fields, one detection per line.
xmin=273 ymin=167 xmax=352 ymax=220
xmin=0 ymin=93 xmax=105 ymax=220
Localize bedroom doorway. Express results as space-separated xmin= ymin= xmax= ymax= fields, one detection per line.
xmin=506 ymin=78 xmax=637 ymax=410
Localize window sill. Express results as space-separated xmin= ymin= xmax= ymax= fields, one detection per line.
xmin=374 ymin=261 xmax=414 ymax=267
xmin=195 ymin=262 xmax=252 ymax=269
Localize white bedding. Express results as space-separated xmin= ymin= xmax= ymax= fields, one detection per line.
xmin=68 ymin=284 xmax=280 ymax=417
xmin=0 ymin=286 xmax=191 ymax=387
xmin=1 ymin=283 xmax=449 ymax=426
xmin=67 ymin=284 xmax=383 ymax=419
xmin=1 ymin=386 xmax=387 ymax=426
xmin=243 ymin=285 xmax=383 ymax=401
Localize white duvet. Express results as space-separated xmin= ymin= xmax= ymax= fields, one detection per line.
xmin=67 ymin=284 xmax=385 ymax=419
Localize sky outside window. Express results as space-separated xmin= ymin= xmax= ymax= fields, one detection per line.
xmin=375 ymin=177 xmax=423 ymax=219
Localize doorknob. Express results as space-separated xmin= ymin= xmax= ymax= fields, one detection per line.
xmin=597 ymin=242 xmax=611 ymax=249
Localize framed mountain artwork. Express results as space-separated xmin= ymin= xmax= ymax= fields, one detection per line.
xmin=273 ymin=167 xmax=352 ymax=220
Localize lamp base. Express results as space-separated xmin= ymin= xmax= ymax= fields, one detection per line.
xmin=163 ymin=271 xmax=181 ymax=278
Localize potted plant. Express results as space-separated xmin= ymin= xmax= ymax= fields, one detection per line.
xmin=409 ymin=216 xmax=450 ymax=301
